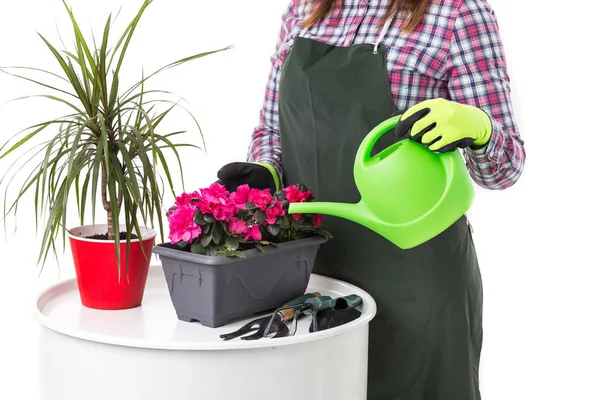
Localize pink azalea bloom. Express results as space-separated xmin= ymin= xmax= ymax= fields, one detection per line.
xmin=265 ymin=201 xmax=285 ymax=224
xmin=248 ymin=188 xmax=273 ymax=211
xmin=204 ymin=182 xmax=229 ymax=199
xmin=175 ymin=191 xmax=201 ymax=208
xmin=314 ymin=214 xmax=323 ymax=227
xmin=291 ymin=213 xmax=302 ymax=221
xmin=197 ymin=197 xmax=214 ymax=216
xmin=197 ymin=184 xmax=237 ymax=221
xmin=284 ymin=186 xmax=312 ymax=203
xmin=230 ymin=184 xmax=250 ymax=210
xmin=227 ymin=218 xmax=247 ymax=235
xmin=244 ymin=225 xmax=262 ymax=242
xmin=212 ymin=201 xmax=237 ymax=221
xmin=168 ymin=204 xmax=202 ymax=244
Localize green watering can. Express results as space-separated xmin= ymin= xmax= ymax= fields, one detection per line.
xmin=287 ymin=115 xmax=475 ymax=249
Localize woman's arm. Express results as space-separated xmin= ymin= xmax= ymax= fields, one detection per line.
xmin=447 ymin=0 xmax=526 ymax=190
xmin=246 ymin=2 xmax=299 ymax=180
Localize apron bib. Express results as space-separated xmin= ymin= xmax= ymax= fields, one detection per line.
xmin=278 ymin=20 xmax=483 ymax=400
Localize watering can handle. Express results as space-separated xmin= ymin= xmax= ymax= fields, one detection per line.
xmin=356 ymin=114 xmax=403 ymax=168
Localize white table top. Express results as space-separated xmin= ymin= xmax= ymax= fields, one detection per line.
xmin=33 ymin=265 xmax=377 ymax=351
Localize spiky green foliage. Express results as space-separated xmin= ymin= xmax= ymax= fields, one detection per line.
xmin=0 ymin=0 xmax=230 ymax=274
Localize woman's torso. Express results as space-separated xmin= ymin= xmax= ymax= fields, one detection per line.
xmin=276 ymin=0 xmax=463 ymax=112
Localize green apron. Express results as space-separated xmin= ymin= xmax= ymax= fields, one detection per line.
xmin=277 ymin=20 xmax=484 ymax=400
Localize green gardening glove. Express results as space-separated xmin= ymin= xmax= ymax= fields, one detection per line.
xmin=394 ymin=98 xmax=492 ymax=152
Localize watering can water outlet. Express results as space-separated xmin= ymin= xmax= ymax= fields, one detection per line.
xmin=288 ymin=115 xmax=475 ymax=249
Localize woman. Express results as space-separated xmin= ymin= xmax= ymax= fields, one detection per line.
xmin=217 ymin=0 xmax=526 ymax=398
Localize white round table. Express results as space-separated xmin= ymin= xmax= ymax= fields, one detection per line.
xmin=34 ymin=265 xmax=377 ymax=400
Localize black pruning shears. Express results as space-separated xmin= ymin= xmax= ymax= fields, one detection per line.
xmin=264 ymin=295 xmax=334 ymax=337
xmin=219 ymin=292 xmax=322 ymax=341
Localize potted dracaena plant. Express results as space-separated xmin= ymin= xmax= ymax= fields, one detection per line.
xmin=0 ymin=0 xmax=229 ymax=310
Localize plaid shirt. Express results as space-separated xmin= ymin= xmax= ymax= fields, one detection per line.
xmin=247 ymin=0 xmax=525 ymax=190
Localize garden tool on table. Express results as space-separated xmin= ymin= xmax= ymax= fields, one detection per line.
xmin=264 ymin=295 xmax=334 ymax=337
xmin=309 ymin=295 xmax=363 ymax=333
xmin=219 ymin=293 xmax=322 ymax=341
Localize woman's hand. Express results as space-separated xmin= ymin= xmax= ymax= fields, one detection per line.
xmin=216 ymin=162 xmax=280 ymax=193
xmin=395 ymin=98 xmax=493 ymax=152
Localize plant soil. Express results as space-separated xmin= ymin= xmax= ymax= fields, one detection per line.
xmin=85 ymin=232 xmax=139 ymax=240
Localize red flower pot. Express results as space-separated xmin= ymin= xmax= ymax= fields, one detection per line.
xmin=68 ymin=224 xmax=157 ymax=310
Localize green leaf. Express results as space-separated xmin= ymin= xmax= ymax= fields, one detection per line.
xmin=200 ymin=233 xmax=212 ymax=248
xmin=191 ymin=243 xmax=205 ymax=254
xmin=231 ymin=250 xmax=246 ymax=258
xmin=316 ymin=227 xmax=333 ymax=239
xmin=211 ymin=222 xmax=224 ymax=245
xmin=0 ymin=122 xmax=52 ymax=161
xmin=97 ymin=13 xmax=112 ymax=108
xmin=273 ymin=190 xmax=286 ymax=201
xmin=206 ymin=246 xmax=219 ymax=257
xmin=149 ymin=131 xmax=185 ymax=195
xmin=78 ymin=171 xmax=91 ymax=225
xmin=110 ymin=0 xmax=152 ymax=78
xmin=267 ymin=224 xmax=280 ymax=236
xmin=152 ymin=142 xmax=176 ymax=198
xmin=0 ymin=68 xmax=76 ymax=99
xmin=119 ymin=46 xmax=232 ymax=105
xmin=225 ymin=236 xmax=239 ymax=251
xmin=108 ymin=72 xmax=119 ymax=113
xmin=292 ymin=218 xmax=300 ymax=230
xmin=61 ymin=0 xmax=96 ymax=71
xmin=38 ymin=34 xmax=92 ymax=117
xmin=90 ymin=135 xmax=103 ymax=225
xmin=114 ymin=140 xmax=143 ymax=210
xmin=193 ymin=209 xmax=206 ymax=225
xmin=204 ymin=214 xmax=215 ymax=224
xmin=254 ymin=210 xmax=266 ymax=224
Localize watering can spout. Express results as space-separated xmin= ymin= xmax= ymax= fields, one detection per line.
xmin=288 ymin=201 xmax=365 ymax=228
xmin=288 ymin=200 xmax=392 ymax=243
xmin=288 ymin=199 xmax=459 ymax=250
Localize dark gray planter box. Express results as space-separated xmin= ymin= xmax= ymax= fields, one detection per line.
xmin=152 ymin=236 xmax=328 ymax=328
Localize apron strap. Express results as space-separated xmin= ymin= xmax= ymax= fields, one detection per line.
xmin=299 ymin=26 xmax=310 ymax=37
xmin=373 ymin=17 xmax=394 ymax=54
xmin=273 ymin=26 xmax=310 ymax=58
xmin=275 ymin=15 xmax=394 ymax=57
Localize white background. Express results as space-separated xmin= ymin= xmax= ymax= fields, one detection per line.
xmin=0 ymin=0 xmax=599 ymax=399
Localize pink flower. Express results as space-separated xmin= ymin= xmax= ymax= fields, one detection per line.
xmin=212 ymin=202 xmax=237 ymax=221
xmin=204 ymin=182 xmax=229 ymax=199
xmin=168 ymin=204 xmax=202 ymax=244
xmin=197 ymin=183 xmax=237 ymax=221
xmin=230 ymin=184 xmax=250 ymax=210
xmin=284 ymin=185 xmax=312 ymax=203
xmin=291 ymin=213 xmax=302 ymax=221
xmin=244 ymin=225 xmax=262 ymax=242
xmin=314 ymin=214 xmax=323 ymax=227
xmin=175 ymin=191 xmax=200 ymax=208
xmin=265 ymin=201 xmax=285 ymax=224
xmin=228 ymin=218 xmax=247 ymax=235
xmin=248 ymin=188 xmax=273 ymax=211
